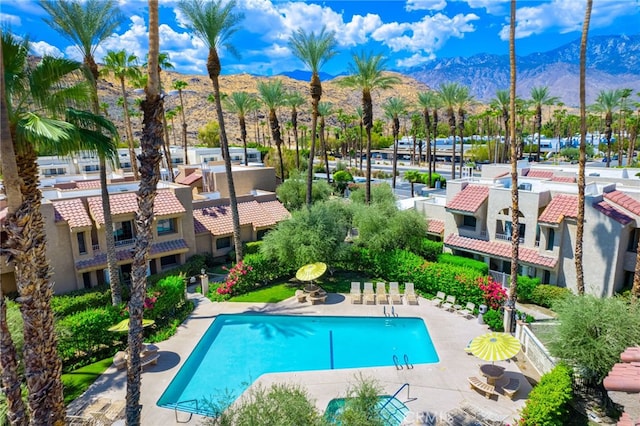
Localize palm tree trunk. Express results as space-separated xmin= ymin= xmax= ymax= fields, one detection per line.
xmin=101 ymin=156 xmax=122 ymax=305
xmin=306 ymin=74 xmax=322 ymax=207
xmin=292 ymin=108 xmax=300 ymax=170
xmin=240 ymin=116 xmax=249 ymax=166
xmin=392 ymin=118 xmax=399 ymax=189
xmin=363 ymin=91 xmax=373 ymax=204
xmin=508 ymin=0 xmax=519 ymax=308
xmin=424 ymin=109 xmax=432 ymax=186
xmin=120 ymin=76 xmax=140 ymax=180
xmin=161 ymin=110 xmax=175 ymax=181
xmin=268 ymin=109 xmax=285 ymax=182
xmin=575 ymin=0 xmax=592 ymax=296
xmin=449 ymin=111 xmax=456 ymax=179
xmin=320 ymin=117 xmax=330 ymax=182
xmin=536 ymin=106 xmax=542 ymax=161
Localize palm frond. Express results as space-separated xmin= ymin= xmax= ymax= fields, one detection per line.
xmin=15 ymin=112 xmax=78 ymax=154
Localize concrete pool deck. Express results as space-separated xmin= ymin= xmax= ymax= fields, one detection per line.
xmin=69 ymin=290 xmax=534 ymax=425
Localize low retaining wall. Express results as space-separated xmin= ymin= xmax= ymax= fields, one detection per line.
xmin=515 ymin=321 xmax=557 ymax=376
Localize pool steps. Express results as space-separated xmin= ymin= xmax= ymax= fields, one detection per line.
xmin=392 ymin=354 xmax=414 ymax=370
xmin=378 ymin=383 xmax=416 ymax=425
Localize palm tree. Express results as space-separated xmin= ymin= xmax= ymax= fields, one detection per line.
xmin=156 ymin=52 xmax=176 ymax=179
xmin=530 ymin=86 xmax=559 ymax=161
xmin=178 ymin=0 xmax=245 ymax=261
xmin=172 ymin=79 xmax=190 ymax=165
xmin=592 ymin=89 xmax=622 ymax=167
xmin=102 ymin=49 xmax=141 ymax=179
xmin=285 ymin=90 xmax=306 ymax=170
xmin=2 ymin=32 xmax=118 ymax=425
xmin=490 ymin=89 xmax=511 ymax=163
xmin=439 ymin=82 xmax=461 ymax=178
xmin=382 ymin=97 xmax=408 ymax=189
xmin=417 ymin=91 xmax=437 ymax=186
xmin=507 ymin=0 xmax=519 ymax=312
xmin=338 ymin=51 xmax=400 ymax=204
xmin=575 ymin=0 xmax=593 ymax=296
xmin=404 ymin=170 xmax=421 ymax=197
xmin=165 ymin=108 xmax=179 ymax=145
xmin=257 ymin=80 xmax=286 ymax=181
xmin=223 ymin=91 xmax=256 ymax=166
xmin=456 ymin=85 xmax=474 ymax=175
xmin=40 ymin=0 xmax=125 ymax=306
xmin=355 ymin=106 xmax=364 ymax=172
xmin=288 ymin=26 xmax=337 ymax=207
xmin=318 ymin=101 xmax=334 ymax=182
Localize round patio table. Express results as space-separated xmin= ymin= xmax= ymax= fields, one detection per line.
xmin=480 ymin=364 xmax=505 ymax=385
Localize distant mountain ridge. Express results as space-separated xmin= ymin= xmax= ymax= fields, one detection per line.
xmin=405 ymin=34 xmax=640 ymax=106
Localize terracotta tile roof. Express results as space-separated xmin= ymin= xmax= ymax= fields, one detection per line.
xmin=53 ymin=199 xmax=93 ymax=229
xmin=525 ymin=169 xmax=554 ymax=179
xmin=604 ymin=346 xmax=640 ymax=425
xmin=593 ymin=201 xmax=634 ymax=225
xmin=446 ymin=185 xmax=489 ymax=213
xmin=75 ymin=180 xmax=101 ymax=189
xmin=427 ymin=219 xmax=445 ymax=234
xmin=538 ymin=194 xmax=578 ymax=224
xmin=75 ymin=238 xmax=189 ymax=270
xmin=551 ymin=176 xmax=576 ymax=183
xmin=444 ymin=234 xmax=557 ymax=268
xmin=193 ymin=200 xmax=290 ymax=236
xmin=176 ymin=173 xmax=201 ymax=185
xmin=88 ymin=191 xmax=186 ymax=224
xmin=604 ymin=190 xmax=640 ymax=216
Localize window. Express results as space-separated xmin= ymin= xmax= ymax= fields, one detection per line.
xmin=172 ymin=158 xmax=184 ymax=164
xmin=462 ymin=215 xmax=476 ymax=228
xmin=82 ymin=164 xmax=100 ymax=172
xmin=43 ymin=167 xmax=66 ymax=176
xmin=257 ymin=229 xmax=269 ymax=240
xmin=77 ymin=232 xmax=87 ymax=254
xmin=120 ymin=263 xmax=132 ymax=284
xmin=546 ymin=229 xmax=555 ymax=250
xmin=157 ymin=218 xmax=176 ymax=235
xmin=83 ymin=272 xmax=92 ymax=289
xmin=216 ymin=236 xmax=232 ymax=250
xmin=160 ymin=254 xmax=178 ymax=268
xmin=628 ymin=228 xmax=640 ymax=252
xmin=114 ymin=220 xmax=135 ymax=245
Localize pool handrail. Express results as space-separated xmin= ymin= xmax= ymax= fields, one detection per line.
xmin=378 ymin=383 xmax=414 ymax=417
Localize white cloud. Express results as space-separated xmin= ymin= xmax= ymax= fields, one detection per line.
xmin=405 ymin=0 xmax=448 ymax=12
xmin=464 ymin=0 xmax=509 ymax=15
xmin=0 ymin=13 xmax=22 ymax=27
xmin=396 ymin=52 xmax=435 ymax=68
xmin=30 ymin=41 xmax=64 ymax=58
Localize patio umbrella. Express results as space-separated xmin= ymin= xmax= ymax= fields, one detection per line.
xmin=469 ymin=332 xmax=521 ymax=362
xmin=295 ymin=262 xmax=327 ymax=282
xmin=108 ymin=318 xmax=155 ymax=333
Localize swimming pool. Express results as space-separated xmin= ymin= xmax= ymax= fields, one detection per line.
xmin=157 ymin=313 xmax=439 ymax=416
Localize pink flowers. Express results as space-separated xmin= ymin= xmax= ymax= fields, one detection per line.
xmin=217 ymin=261 xmax=253 ymax=295
xmin=478 ymin=276 xmax=507 ymax=310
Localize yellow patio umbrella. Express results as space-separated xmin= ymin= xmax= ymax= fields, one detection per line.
xmin=295 ymin=262 xmax=327 ymax=282
xmin=468 ymin=332 xmax=521 ymax=362
xmin=108 ymin=318 xmax=155 ymax=333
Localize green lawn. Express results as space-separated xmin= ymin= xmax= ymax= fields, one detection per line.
xmin=229 ymin=283 xmax=296 ymax=303
xmin=62 ymin=357 xmax=113 ymax=404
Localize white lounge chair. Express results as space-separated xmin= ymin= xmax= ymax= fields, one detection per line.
xmin=457 ymin=302 xmax=476 ymax=318
xmin=441 ymin=295 xmax=456 ymax=311
xmin=363 ymin=282 xmax=376 ymax=305
xmin=350 ymin=282 xmax=362 ymax=304
xmin=388 ymin=282 xmax=402 ymax=304
xmin=376 ymin=282 xmax=389 ymax=304
xmin=404 ymin=282 xmax=418 ymax=305
xmin=432 ymin=291 xmax=446 ymax=307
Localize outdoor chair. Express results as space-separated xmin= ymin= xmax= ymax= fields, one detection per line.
xmin=432 ymin=291 xmax=446 ymax=307
xmin=363 ymin=282 xmax=376 ymax=305
xmin=376 ymin=282 xmax=389 ymax=304
xmin=500 ymin=378 xmax=521 ymax=400
xmin=441 ymin=295 xmax=456 ymax=311
xmin=388 ymin=282 xmax=402 ymax=304
xmin=295 ymin=289 xmax=307 ymax=303
xmin=404 ymin=282 xmax=418 ymax=305
xmin=350 ymin=282 xmax=362 ymax=304
xmin=457 ymin=302 xmax=476 ymax=318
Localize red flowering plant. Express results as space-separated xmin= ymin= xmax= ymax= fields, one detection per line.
xmin=478 ymin=276 xmax=507 ymax=310
xmin=217 ymin=261 xmax=254 ymax=296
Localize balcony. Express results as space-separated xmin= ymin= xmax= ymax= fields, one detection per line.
xmin=115 ymin=238 xmax=135 ymax=247
xmin=458 ymin=226 xmax=488 ymax=240
xmin=495 ymin=232 xmax=525 ymax=244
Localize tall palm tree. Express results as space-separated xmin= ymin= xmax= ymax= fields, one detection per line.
xmin=439 ymin=82 xmax=461 ymax=178
xmin=223 ymin=91 xmax=256 ymax=166
xmin=530 ymin=86 xmax=559 ymax=161
xmin=618 ymin=88 xmax=634 ymax=166
xmin=285 ymin=90 xmax=306 ymax=170
xmin=382 ymin=97 xmax=408 ymax=189
xmin=257 ymin=80 xmax=286 ymax=181
xmin=575 ymin=0 xmax=593 ymax=296
xmin=178 ymin=0 xmax=245 ymax=261
xmin=165 ymin=108 xmax=178 ymax=145
xmin=338 ymin=52 xmax=400 ymax=204
xmin=318 ymin=101 xmax=334 ymax=182
xmin=456 ymin=85 xmax=474 ymax=176
xmin=355 ymin=106 xmax=364 ymax=172
xmin=172 ymin=79 xmax=190 ymax=165
xmin=288 ymin=26 xmax=337 ymax=207
xmin=490 ymin=89 xmax=511 ymax=163
xmin=102 ymin=49 xmax=141 ymax=179
xmin=2 ymin=32 xmax=118 ymax=425
xmin=508 ymin=0 xmax=519 ymax=312
xmin=592 ymin=89 xmax=622 ymax=167
xmin=418 ymin=91 xmax=436 ymax=186
xmin=157 ymin=52 xmax=176 ymax=179
xmin=40 ymin=0 xmax=125 ymax=306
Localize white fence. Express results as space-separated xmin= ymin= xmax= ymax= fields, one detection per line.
xmin=515 ymin=321 xmax=557 ymax=376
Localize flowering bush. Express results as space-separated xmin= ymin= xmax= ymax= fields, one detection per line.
xmin=217 ymin=261 xmax=253 ymax=296
xmin=478 ymin=276 xmax=507 ymax=310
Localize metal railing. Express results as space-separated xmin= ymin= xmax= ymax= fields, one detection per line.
xmin=495 ymin=233 xmax=524 ymax=244
xmin=115 ymin=238 xmax=135 ymax=247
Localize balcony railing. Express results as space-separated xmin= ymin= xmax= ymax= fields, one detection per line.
xmin=495 ymin=233 xmax=525 ymax=244
xmin=115 ymin=238 xmax=135 ymax=247
xmin=92 ymin=244 xmax=100 ymax=251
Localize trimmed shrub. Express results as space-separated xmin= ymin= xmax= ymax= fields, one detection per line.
xmin=520 ymin=364 xmax=573 ymax=426
xmin=145 ymin=275 xmax=187 ymax=328
xmin=529 ymin=284 xmax=573 ymax=309
xmin=482 ymin=308 xmax=504 ymax=332
xmin=244 ymin=241 xmax=263 ymax=255
xmin=416 ymin=238 xmax=443 ymax=261
xmin=437 ymin=253 xmax=488 ymax=274
xmin=51 ymin=286 xmax=112 ymax=317
xmin=516 ymin=275 xmax=541 ymax=303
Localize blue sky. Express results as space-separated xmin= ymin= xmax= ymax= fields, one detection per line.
xmin=2 ymin=0 xmax=639 ymax=76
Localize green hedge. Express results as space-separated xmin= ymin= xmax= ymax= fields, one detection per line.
xmin=244 ymin=241 xmax=263 ymax=255
xmin=51 ymin=286 xmax=113 ymax=317
xmin=529 ymin=284 xmax=573 ymax=309
xmin=482 ymin=309 xmax=504 ymax=332
xmin=146 ymin=275 xmax=187 ymax=329
xmin=517 ymin=275 xmax=541 ymax=303
xmin=437 ymin=253 xmax=488 ymax=274
xmin=520 ymin=364 xmax=573 ymax=425
xmin=416 ymin=238 xmax=443 ymax=261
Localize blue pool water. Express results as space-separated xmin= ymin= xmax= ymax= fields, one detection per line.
xmin=157 ymin=314 xmax=439 ymax=416
xmin=325 ymin=396 xmax=410 ymax=425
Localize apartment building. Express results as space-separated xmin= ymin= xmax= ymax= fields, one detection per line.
xmin=416 ymin=161 xmax=640 ymax=297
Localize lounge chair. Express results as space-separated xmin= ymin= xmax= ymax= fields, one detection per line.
xmin=295 ymin=289 xmax=307 ymax=303
xmin=457 ymin=302 xmax=476 ymax=318
xmin=350 ymin=282 xmax=362 ymax=304
xmin=376 ymin=282 xmax=389 ymax=304
xmin=404 ymin=282 xmax=418 ymax=305
xmin=501 ymin=378 xmax=521 ymax=400
xmin=432 ymin=291 xmax=446 ymax=307
xmin=468 ymin=376 xmax=498 ymax=399
xmin=388 ymin=282 xmax=402 ymax=304
xmin=441 ymin=295 xmax=456 ymax=311
xmin=363 ymin=282 xmax=376 ymax=305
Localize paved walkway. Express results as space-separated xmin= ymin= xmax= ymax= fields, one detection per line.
xmin=70 ymin=291 xmax=533 ymax=425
